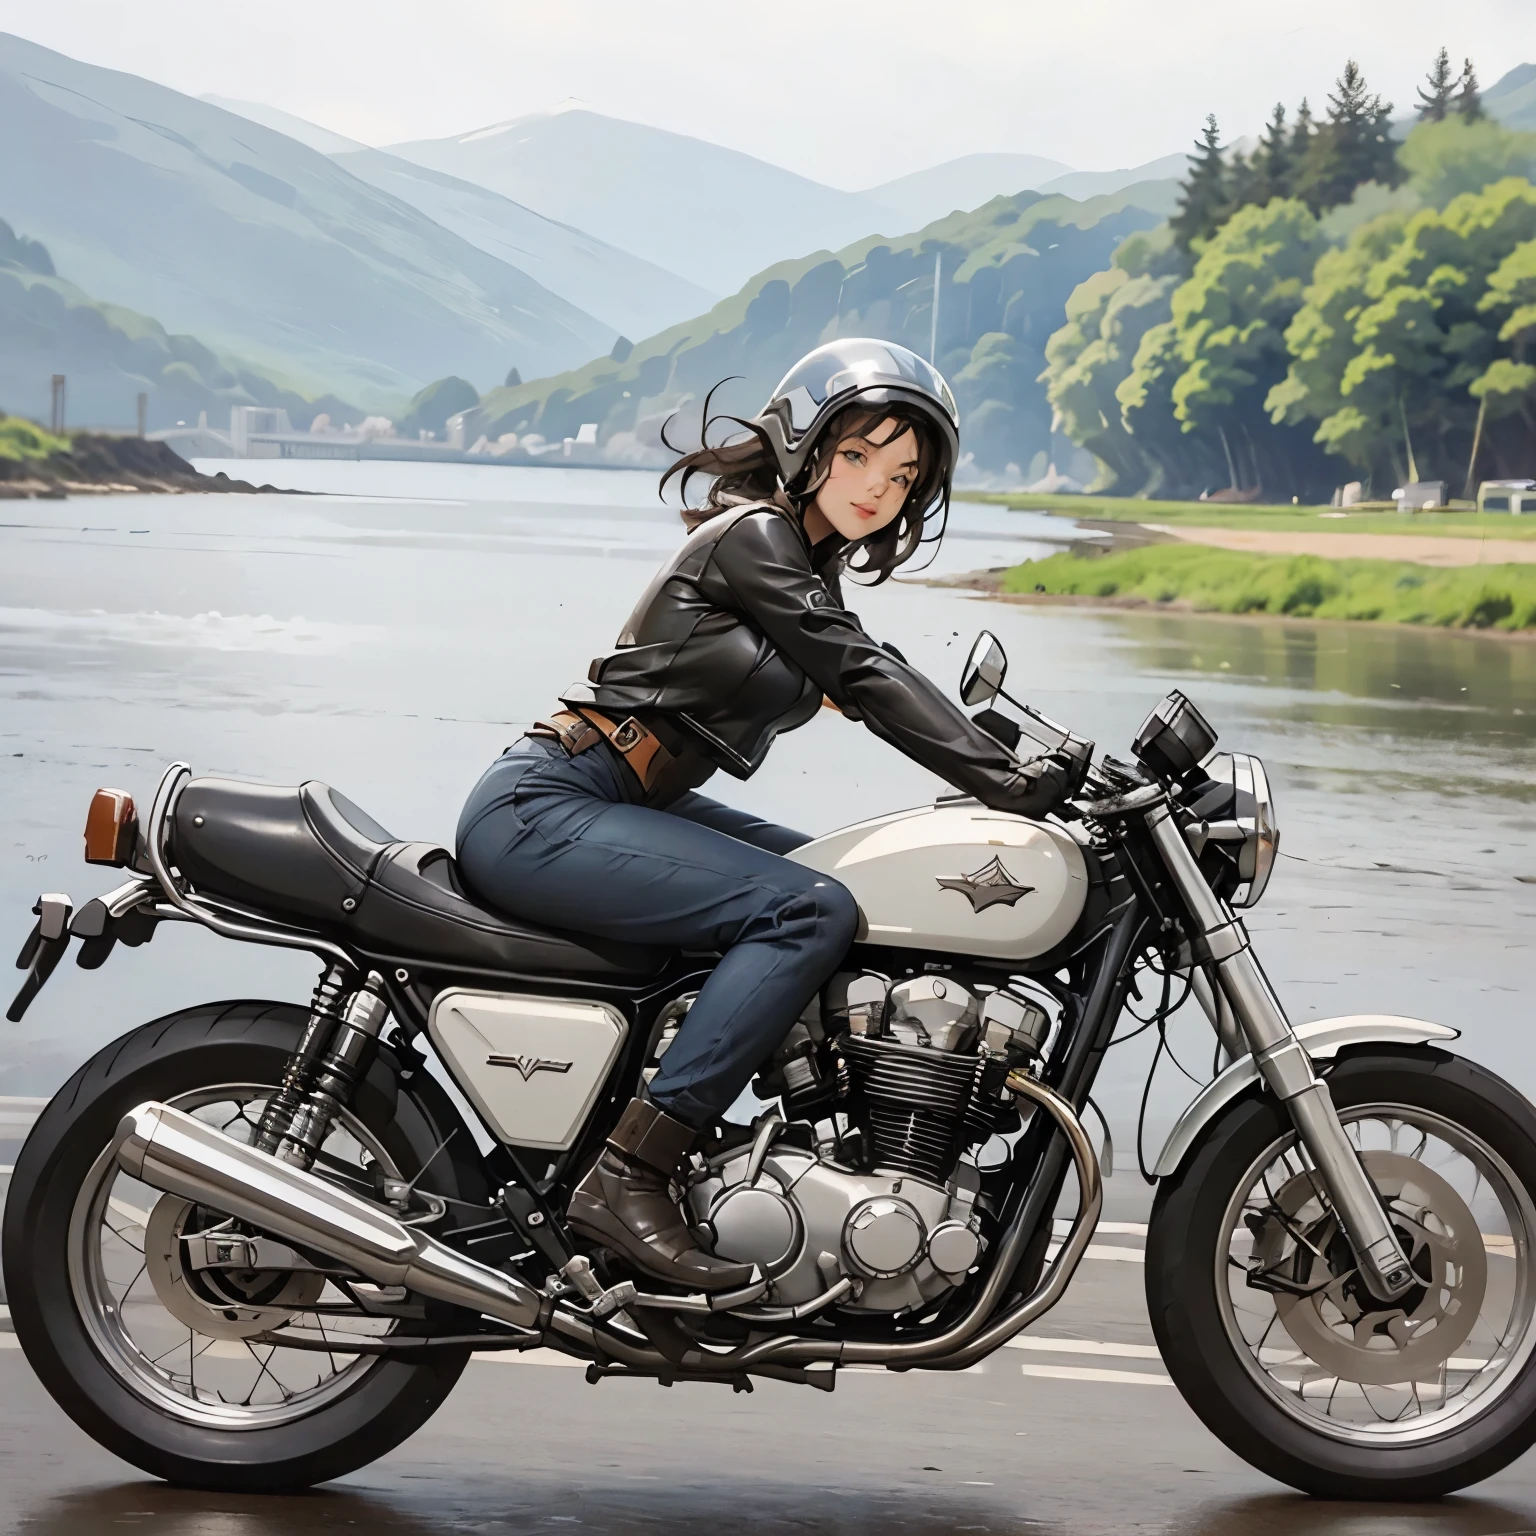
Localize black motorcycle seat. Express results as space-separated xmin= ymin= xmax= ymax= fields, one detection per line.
xmin=172 ymin=777 xmax=666 ymax=981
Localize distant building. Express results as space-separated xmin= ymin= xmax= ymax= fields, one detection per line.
xmin=1478 ymin=479 xmax=1536 ymax=514
xmin=1393 ymin=481 xmax=1446 ymax=511
xmin=229 ymin=405 xmax=293 ymax=455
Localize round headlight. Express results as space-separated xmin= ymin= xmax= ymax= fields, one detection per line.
xmin=1201 ymin=752 xmax=1279 ymax=908
xmin=1235 ymin=754 xmax=1278 ymax=907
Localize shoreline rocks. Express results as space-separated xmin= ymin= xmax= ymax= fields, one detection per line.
xmin=0 ymin=435 xmax=282 ymax=498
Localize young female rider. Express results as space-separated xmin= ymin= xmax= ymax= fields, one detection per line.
xmin=455 ymin=339 xmax=1079 ymax=1292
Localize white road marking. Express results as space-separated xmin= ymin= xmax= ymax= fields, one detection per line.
xmin=1048 ymin=1217 xmax=1517 ymax=1261
xmin=108 ymin=1197 xmax=154 ymax=1230
xmin=1020 ymin=1362 xmax=1173 ymax=1387
xmin=0 ymin=1333 xmax=19 ymax=1350
xmin=474 ymin=1347 xmax=585 ymax=1368
xmin=1008 ymin=1336 xmax=1162 ymax=1361
xmin=1047 ymin=1242 xmax=1145 ymax=1263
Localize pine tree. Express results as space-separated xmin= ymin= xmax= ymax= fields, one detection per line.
xmin=1256 ymin=102 xmax=1293 ymax=201
xmin=1171 ymin=115 xmax=1229 ymax=252
xmin=1290 ymin=98 xmax=1316 ymax=161
xmin=1295 ymin=60 xmax=1400 ymax=211
xmin=1417 ymin=47 xmax=1455 ymax=122
xmin=1456 ymin=58 xmax=1485 ymax=121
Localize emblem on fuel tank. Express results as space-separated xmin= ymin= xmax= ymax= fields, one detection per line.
xmin=936 ymin=855 xmax=1035 ymax=913
xmin=486 ymin=1054 xmax=573 ymax=1081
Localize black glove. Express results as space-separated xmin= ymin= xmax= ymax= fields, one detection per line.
xmin=988 ymin=749 xmax=1080 ymax=818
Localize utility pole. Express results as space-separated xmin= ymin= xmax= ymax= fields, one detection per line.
xmin=50 ymin=374 xmax=66 ymax=435
xmin=136 ymin=392 xmax=148 ymax=439
xmin=929 ymin=252 xmax=942 ymax=364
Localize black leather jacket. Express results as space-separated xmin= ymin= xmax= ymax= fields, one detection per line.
xmin=563 ymin=502 xmax=1071 ymax=814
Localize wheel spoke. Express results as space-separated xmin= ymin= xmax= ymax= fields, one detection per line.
xmin=1218 ymin=1101 xmax=1536 ymax=1446
xmin=74 ymin=1081 xmax=405 ymax=1431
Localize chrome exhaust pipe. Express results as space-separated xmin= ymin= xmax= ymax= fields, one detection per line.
xmin=114 ymin=1101 xmax=545 ymax=1331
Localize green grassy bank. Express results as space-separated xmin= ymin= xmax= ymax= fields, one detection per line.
xmin=0 ymin=415 xmax=68 ymax=460
xmin=1003 ymin=545 xmax=1536 ymax=632
xmin=966 ymin=490 xmax=1536 ymax=541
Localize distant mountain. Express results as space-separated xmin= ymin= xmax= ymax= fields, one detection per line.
xmin=866 ymin=153 xmax=1074 ymax=229
xmin=1487 ymin=63 xmax=1536 ymax=133
xmin=203 ymin=96 xmax=717 ymax=338
xmin=1038 ymin=155 xmax=1192 ymax=202
xmin=328 ymin=149 xmax=715 ymax=342
xmin=0 ymin=34 xmax=616 ymax=403
xmin=386 ymin=104 xmax=907 ymax=296
xmin=0 ymin=217 xmax=356 ymax=431
xmin=472 ymin=182 xmax=1174 ymax=475
xmin=199 ymin=95 xmax=367 ymax=155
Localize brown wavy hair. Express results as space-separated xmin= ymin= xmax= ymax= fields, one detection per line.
xmin=660 ymin=385 xmax=951 ymax=584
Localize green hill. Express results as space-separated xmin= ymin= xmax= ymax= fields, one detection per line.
xmin=1488 ymin=63 xmax=1536 ymax=133
xmin=0 ymin=219 xmax=355 ymax=432
xmin=472 ymin=181 xmax=1177 ymax=474
xmin=0 ymin=33 xmax=615 ymax=405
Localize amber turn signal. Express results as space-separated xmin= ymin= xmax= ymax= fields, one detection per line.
xmin=84 ymin=788 xmax=138 ymax=866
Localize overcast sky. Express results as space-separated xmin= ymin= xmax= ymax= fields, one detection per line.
xmin=1 ymin=1 xmax=1531 ymax=185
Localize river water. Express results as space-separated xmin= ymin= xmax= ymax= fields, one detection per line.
xmin=2 ymin=461 xmax=1532 ymax=1178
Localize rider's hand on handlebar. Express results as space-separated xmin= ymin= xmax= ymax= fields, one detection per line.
xmin=991 ymin=747 xmax=1082 ymax=818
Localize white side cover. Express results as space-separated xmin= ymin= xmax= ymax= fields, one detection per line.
xmin=789 ymin=803 xmax=1089 ymax=961
xmin=1152 ymin=1014 xmax=1462 ymax=1179
xmin=428 ymin=989 xmax=628 ymax=1151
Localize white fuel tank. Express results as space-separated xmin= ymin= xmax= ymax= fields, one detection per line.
xmin=789 ymin=803 xmax=1089 ymax=961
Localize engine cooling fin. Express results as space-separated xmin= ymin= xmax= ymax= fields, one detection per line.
xmin=841 ymin=1035 xmax=983 ymax=1183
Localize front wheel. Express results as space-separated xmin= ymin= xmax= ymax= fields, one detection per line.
xmin=1147 ymin=1047 xmax=1536 ymax=1499
xmin=2 ymin=1000 xmax=487 ymax=1491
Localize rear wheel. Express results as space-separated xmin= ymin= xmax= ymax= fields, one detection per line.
xmin=2 ymin=1000 xmax=485 ymax=1490
xmin=1147 ymin=1048 xmax=1536 ymax=1499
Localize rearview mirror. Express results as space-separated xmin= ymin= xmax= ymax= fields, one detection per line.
xmin=960 ymin=631 xmax=1007 ymax=708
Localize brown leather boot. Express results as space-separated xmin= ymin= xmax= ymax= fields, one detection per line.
xmin=567 ymin=1098 xmax=757 ymax=1292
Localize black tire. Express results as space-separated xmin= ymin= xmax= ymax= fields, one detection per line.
xmin=1 ymin=999 xmax=490 ymax=1491
xmin=1147 ymin=1046 xmax=1536 ymax=1499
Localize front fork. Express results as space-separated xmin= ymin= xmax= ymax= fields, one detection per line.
xmin=1145 ymin=804 xmax=1416 ymax=1302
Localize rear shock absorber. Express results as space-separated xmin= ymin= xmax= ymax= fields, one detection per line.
xmin=274 ymin=971 xmax=391 ymax=1168
xmin=254 ymin=964 xmax=354 ymax=1156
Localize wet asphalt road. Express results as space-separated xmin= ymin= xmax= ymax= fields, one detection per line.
xmin=8 ymin=1239 xmax=1536 ymax=1536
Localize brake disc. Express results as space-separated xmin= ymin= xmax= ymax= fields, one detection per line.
xmin=1253 ymin=1150 xmax=1487 ymax=1388
xmin=143 ymin=1194 xmax=324 ymax=1341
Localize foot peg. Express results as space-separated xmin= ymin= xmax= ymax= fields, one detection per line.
xmin=561 ymin=1255 xmax=637 ymax=1320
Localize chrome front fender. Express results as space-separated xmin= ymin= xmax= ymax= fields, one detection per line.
xmin=1151 ymin=1014 xmax=1461 ymax=1180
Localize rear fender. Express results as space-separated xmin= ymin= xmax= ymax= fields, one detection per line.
xmin=1152 ymin=1014 xmax=1461 ymax=1179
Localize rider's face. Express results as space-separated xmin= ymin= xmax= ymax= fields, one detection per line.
xmin=809 ymin=420 xmax=919 ymax=544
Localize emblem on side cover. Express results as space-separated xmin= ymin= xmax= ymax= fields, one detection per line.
xmin=486 ymin=1054 xmax=574 ymax=1081
xmin=936 ymin=855 xmax=1035 ymax=914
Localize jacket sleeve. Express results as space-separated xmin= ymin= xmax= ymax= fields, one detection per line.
xmin=709 ymin=512 xmax=1070 ymax=816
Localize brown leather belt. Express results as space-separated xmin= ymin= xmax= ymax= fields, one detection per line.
xmin=531 ymin=708 xmax=673 ymax=795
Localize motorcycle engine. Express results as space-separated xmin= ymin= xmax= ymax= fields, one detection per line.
xmin=685 ymin=972 xmax=1051 ymax=1314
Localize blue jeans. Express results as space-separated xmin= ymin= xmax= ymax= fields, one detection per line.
xmin=455 ymin=739 xmax=858 ymax=1128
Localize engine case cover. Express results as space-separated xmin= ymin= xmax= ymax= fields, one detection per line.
xmin=428 ymin=988 xmax=627 ymax=1151
xmin=687 ymin=1146 xmax=981 ymax=1313
xmin=789 ymin=804 xmax=1088 ymax=960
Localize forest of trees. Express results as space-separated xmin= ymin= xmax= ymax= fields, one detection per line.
xmin=1044 ymin=52 xmax=1536 ymax=500
xmin=470 ymin=185 xmax=1171 ymax=477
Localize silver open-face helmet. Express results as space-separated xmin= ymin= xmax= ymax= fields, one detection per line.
xmin=753 ymin=339 xmax=960 ymax=516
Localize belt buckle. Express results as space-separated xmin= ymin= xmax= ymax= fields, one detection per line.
xmin=611 ymin=718 xmax=643 ymax=753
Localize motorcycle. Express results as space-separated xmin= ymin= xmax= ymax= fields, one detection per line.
xmin=6 ymin=630 xmax=1536 ymax=1499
